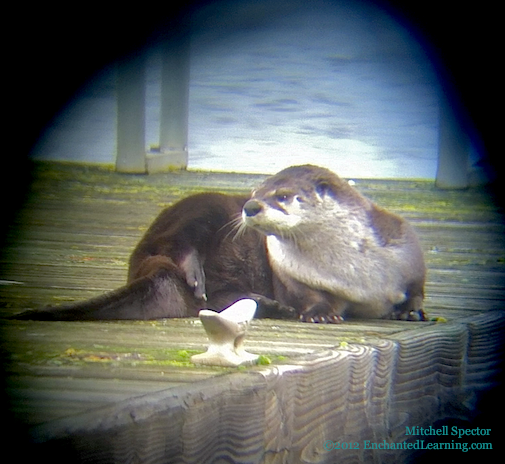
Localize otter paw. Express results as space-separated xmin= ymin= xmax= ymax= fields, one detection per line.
xmin=251 ymin=294 xmax=298 ymax=320
xmin=391 ymin=308 xmax=427 ymax=321
xmin=407 ymin=309 xmax=427 ymax=321
xmin=299 ymin=313 xmax=344 ymax=324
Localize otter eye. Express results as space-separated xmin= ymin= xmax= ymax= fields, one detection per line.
xmin=275 ymin=193 xmax=290 ymax=202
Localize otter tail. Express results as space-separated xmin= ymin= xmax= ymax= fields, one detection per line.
xmin=11 ymin=270 xmax=198 ymax=321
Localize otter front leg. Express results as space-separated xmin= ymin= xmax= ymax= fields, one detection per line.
xmin=273 ymin=274 xmax=344 ymax=324
xmin=299 ymin=303 xmax=345 ymax=324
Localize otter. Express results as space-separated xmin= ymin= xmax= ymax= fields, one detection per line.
xmin=13 ymin=165 xmax=426 ymax=322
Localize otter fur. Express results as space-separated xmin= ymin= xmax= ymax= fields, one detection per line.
xmin=14 ymin=165 xmax=426 ymax=322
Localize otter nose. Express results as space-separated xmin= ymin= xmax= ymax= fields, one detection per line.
xmin=243 ymin=200 xmax=263 ymax=217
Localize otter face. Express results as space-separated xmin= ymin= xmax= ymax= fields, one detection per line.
xmin=242 ymin=165 xmax=345 ymax=236
xmin=242 ymin=189 xmax=305 ymax=235
xmin=242 ymin=165 xmax=370 ymax=238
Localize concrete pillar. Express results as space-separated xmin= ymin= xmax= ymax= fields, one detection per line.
xmin=435 ymin=95 xmax=469 ymax=189
xmin=116 ymin=55 xmax=146 ymax=173
xmin=146 ymin=35 xmax=190 ymax=173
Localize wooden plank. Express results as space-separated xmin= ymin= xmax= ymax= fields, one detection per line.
xmin=1 ymin=162 xmax=504 ymax=462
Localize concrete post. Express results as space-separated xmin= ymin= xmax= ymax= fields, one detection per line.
xmin=435 ymin=95 xmax=469 ymax=189
xmin=116 ymin=55 xmax=146 ymax=173
xmin=146 ymin=35 xmax=190 ymax=173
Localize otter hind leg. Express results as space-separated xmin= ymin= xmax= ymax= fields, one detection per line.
xmin=390 ymin=294 xmax=426 ymax=321
xmin=12 ymin=259 xmax=200 ymax=321
xmin=179 ymin=248 xmax=207 ymax=301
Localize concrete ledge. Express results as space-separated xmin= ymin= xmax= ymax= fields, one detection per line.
xmin=146 ymin=150 xmax=188 ymax=173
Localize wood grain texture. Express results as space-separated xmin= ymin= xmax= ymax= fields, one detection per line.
xmin=1 ymin=162 xmax=504 ymax=463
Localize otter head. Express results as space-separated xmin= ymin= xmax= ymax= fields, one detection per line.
xmin=242 ymin=165 xmax=368 ymax=237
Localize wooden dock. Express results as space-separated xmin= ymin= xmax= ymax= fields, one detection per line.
xmin=1 ymin=162 xmax=504 ymax=463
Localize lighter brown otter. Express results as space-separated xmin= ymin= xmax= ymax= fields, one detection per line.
xmin=242 ymin=165 xmax=426 ymax=322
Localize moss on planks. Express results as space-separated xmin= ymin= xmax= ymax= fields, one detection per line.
xmin=0 ymin=318 xmax=295 ymax=376
xmin=23 ymin=161 xmax=264 ymax=202
xmin=1 ymin=161 xmax=505 ymax=374
xmin=1 ymin=315 xmax=435 ymax=378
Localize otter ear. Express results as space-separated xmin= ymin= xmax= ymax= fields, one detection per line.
xmin=315 ymin=181 xmax=332 ymax=198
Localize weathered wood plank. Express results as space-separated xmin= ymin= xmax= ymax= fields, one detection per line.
xmin=1 ymin=162 xmax=504 ymax=463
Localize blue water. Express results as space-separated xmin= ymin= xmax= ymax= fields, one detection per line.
xmin=31 ymin=2 xmax=441 ymax=179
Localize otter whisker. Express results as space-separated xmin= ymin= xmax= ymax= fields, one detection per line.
xmin=231 ymin=222 xmax=249 ymax=242
xmin=221 ymin=214 xmax=247 ymax=241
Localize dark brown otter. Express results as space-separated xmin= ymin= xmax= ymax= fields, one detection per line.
xmin=13 ymin=165 xmax=426 ymax=322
